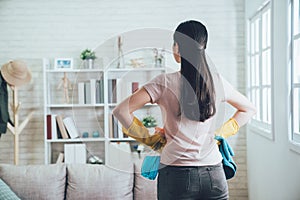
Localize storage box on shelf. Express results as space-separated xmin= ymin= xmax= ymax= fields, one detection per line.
xmin=43 ymin=58 xmax=165 ymax=165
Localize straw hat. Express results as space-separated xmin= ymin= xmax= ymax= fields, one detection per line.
xmin=1 ymin=60 xmax=31 ymax=86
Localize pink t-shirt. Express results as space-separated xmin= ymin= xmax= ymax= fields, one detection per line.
xmin=143 ymin=71 xmax=235 ymax=166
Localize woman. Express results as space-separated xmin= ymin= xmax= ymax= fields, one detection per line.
xmin=113 ymin=20 xmax=256 ymax=200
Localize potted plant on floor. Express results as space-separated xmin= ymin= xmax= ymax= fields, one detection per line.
xmin=80 ymin=49 xmax=96 ymax=69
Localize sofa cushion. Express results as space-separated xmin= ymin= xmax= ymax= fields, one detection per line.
xmin=133 ymin=158 xmax=157 ymax=200
xmin=0 ymin=164 xmax=66 ymax=200
xmin=0 ymin=178 xmax=21 ymax=200
xmin=66 ymin=164 xmax=134 ymax=200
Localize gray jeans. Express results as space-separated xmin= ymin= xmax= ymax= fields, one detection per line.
xmin=158 ymin=163 xmax=228 ymax=200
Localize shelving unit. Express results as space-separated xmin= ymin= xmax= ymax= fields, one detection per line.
xmin=43 ymin=58 xmax=165 ymax=164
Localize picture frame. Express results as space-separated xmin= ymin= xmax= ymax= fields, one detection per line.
xmin=54 ymin=58 xmax=73 ymax=70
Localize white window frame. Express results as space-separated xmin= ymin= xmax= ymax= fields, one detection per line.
xmin=248 ymin=1 xmax=274 ymax=140
xmin=289 ymin=0 xmax=300 ymax=152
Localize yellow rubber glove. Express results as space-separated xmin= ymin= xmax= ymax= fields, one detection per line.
xmin=215 ymin=118 xmax=240 ymax=139
xmin=122 ymin=117 xmax=166 ymax=151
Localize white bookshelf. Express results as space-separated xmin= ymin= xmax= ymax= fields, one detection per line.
xmin=43 ymin=58 xmax=165 ymax=164
xmin=46 ymin=138 xmax=106 ymax=143
xmin=46 ymin=104 xmax=105 ymax=108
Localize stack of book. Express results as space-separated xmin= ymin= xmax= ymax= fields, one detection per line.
xmin=55 ymin=143 xmax=87 ymax=164
xmin=109 ymin=114 xmax=128 ymax=139
xmin=108 ymin=79 xmax=139 ymax=104
xmin=64 ymin=143 xmax=87 ymax=164
xmin=46 ymin=114 xmax=80 ymax=140
xmin=78 ymin=79 xmax=104 ymax=104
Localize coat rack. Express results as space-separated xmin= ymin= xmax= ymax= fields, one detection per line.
xmin=7 ymin=87 xmax=33 ymax=165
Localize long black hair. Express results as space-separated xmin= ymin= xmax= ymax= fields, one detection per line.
xmin=174 ymin=20 xmax=216 ymax=122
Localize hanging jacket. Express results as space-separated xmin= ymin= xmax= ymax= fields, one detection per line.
xmin=214 ymin=135 xmax=237 ymax=179
xmin=0 ymin=72 xmax=10 ymax=135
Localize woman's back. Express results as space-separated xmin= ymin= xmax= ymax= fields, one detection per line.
xmin=143 ymin=71 xmax=230 ymax=166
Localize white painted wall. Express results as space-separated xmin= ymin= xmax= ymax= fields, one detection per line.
xmin=246 ymin=0 xmax=300 ymax=199
xmin=0 ymin=0 xmax=247 ymax=199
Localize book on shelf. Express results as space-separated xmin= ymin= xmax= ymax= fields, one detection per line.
xmin=46 ymin=115 xmax=52 ymax=139
xmin=78 ymin=82 xmax=85 ymax=104
xmin=63 ymin=117 xmax=80 ymax=139
xmin=78 ymin=79 xmax=104 ymax=105
xmin=108 ymin=79 xmax=117 ymax=103
xmin=113 ymin=115 xmax=119 ymax=139
xmin=123 ymin=127 xmax=129 ymax=138
xmin=64 ymin=144 xmax=86 ymax=164
xmin=56 ymin=115 xmax=69 ymax=139
xmin=95 ymin=79 xmax=104 ymax=103
xmin=109 ymin=114 xmax=125 ymax=139
xmin=47 ymin=114 xmax=58 ymax=140
xmin=56 ymin=152 xmax=64 ymax=163
xmin=116 ymin=79 xmax=133 ymax=104
xmin=116 ymin=79 xmax=123 ymax=104
xmin=110 ymin=114 xmax=119 ymax=138
xmin=131 ymin=82 xmax=139 ymax=93
xmin=75 ymin=144 xmax=87 ymax=164
xmin=108 ymin=79 xmax=139 ymax=103
xmin=84 ymin=81 xmax=91 ymax=104
xmin=90 ymin=79 xmax=96 ymax=104
xmin=57 ymin=128 xmax=62 ymax=139
xmin=114 ymin=80 xmax=139 ymax=103
xmin=95 ymin=80 xmax=100 ymax=103
xmin=51 ymin=114 xmax=58 ymax=140
xmin=64 ymin=144 xmax=74 ymax=164
xmin=50 ymin=114 xmax=89 ymax=140
xmin=109 ymin=114 xmax=113 ymax=138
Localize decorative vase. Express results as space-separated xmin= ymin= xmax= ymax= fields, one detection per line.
xmin=82 ymin=132 xmax=89 ymax=138
xmin=92 ymin=131 xmax=100 ymax=138
xmin=84 ymin=59 xmax=94 ymax=69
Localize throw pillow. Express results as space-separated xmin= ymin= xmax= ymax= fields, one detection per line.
xmin=66 ymin=164 xmax=134 ymax=200
xmin=0 ymin=164 xmax=66 ymax=200
xmin=0 ymin=178 xmax=21 ymax=200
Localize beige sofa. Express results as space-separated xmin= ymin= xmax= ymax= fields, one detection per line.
xmin=0 ymin=161 xmax=157 ymax=200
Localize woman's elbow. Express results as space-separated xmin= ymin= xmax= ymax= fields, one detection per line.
xmin=112 ymin=104 xmax=133 ymax=129
xmin=249 ymin=105 xmax=257 ymax=117
xmin=112 ymin=106 xmax=121 ymax=119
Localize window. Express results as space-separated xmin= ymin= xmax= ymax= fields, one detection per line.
xmin=291 ymin=0 xmax=300 ymax=143
xmin=248 ymin=2 xmax=273 ymax=139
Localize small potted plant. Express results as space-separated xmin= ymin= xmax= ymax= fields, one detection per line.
xmin=80 ymin=49 xmax=96 ymax=69
xmin=142 ymin=115 xmax=157 ymax=134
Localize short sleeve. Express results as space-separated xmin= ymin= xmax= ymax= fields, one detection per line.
xmin=143 ymin=74 xmax=166 ymax=104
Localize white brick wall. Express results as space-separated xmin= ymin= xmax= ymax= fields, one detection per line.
xmin=0 ymin=0 xmax=247 ymax=199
